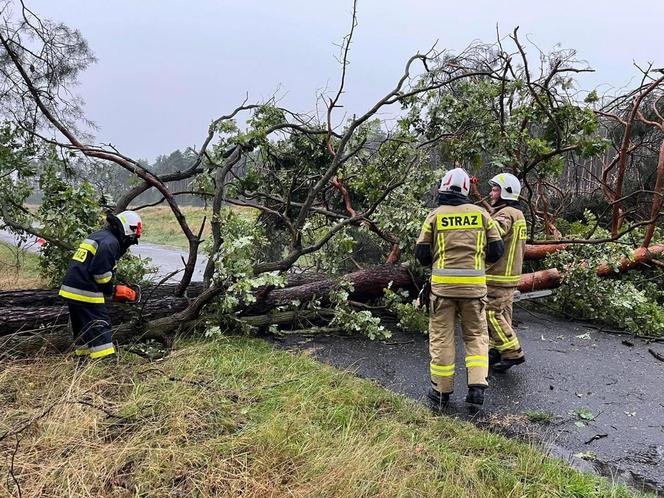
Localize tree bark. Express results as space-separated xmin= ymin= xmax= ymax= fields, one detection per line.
xmin=242 ymin=264 xmax=414 ymax=315
xmin=523 ymin=243 xmax=568 ymax=260
xmin=642 ymin=140 xmax=664 ymax=248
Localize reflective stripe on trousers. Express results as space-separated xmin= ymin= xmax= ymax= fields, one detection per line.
xmin=486 ymin=287 xmax=523 ymax=359
xmin=89 ymin=343 xmax=116 ymax=359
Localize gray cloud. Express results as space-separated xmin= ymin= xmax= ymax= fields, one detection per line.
xmin=29 ymin=0 xmax=664 ymax=161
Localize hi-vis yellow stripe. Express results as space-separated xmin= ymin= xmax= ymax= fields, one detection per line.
xmin=465 ymin=354 xmax=488 ymax=368
xmin=466 ymin=362 xmax=488 ymax=368
xmin=487 ymin=311 xmax=520 ymax=352
xmin=486 ymin=275 xmax=521 ymax=283
xmin=90 ymin=346 xmax=115 ymax=359
xmin=492 ymin=219 xmax=506 ymax=236
xmin=431 ymin=363 xmax=455 ymax=377
xmin=79 ymin=243 xmax=97 ymax=255
xmin=496 ymin=338 xmax=519 ymax=352
xmin=58 ymin=289 xmax=105 ymax=304
xmin=474 ymin=230 xmax=485 ymax=270
xmin=95 ymin=275 xmax=112 ymax=284
xmin=465 ymin=355 xmax=487 ymax=362
xmin=506 ymin=220 xmax=526 ymax=275
xmin=488 ymin=310 xmax=508 ymax=344
xmin=431 ymin=275 xmax=486 ymax=285
xmin=431 ymin=371 xmax=455 ymax=377
xmin=436 ymin=232 xmax=446 ymax=269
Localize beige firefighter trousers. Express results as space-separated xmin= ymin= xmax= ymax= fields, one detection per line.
xmin=429 ymin=295 xmax=489 ymax=394
xmin=487 ymin=285 xmax=524 ymax=360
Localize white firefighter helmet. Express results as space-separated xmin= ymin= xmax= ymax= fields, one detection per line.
xmin=438 ymin=168 xmax=470 ymax=197
xmin=489 ymin=173 xmax=521 ymax=201
xmin=117 ymin=210 xmax=143 ymax=238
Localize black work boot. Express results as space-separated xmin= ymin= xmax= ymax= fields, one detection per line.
xmin=492 ymin=355 xmax=525 ymax=373
xmin=465 ymin=385 xmax=486 ymax=405
xmin=427 ymin=388 xmax=450 ymax=408
xmin=488 ymin=348 xmax=500 ymax=366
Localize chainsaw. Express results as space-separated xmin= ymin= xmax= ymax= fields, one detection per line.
xmin=113 ymin=283 xmax=142 ymax=304
xmin=512 ymin=289 xmax=553 ymax=302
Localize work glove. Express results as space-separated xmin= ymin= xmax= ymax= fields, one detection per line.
xmin=113 ymin=284 xmax=138 ymax=303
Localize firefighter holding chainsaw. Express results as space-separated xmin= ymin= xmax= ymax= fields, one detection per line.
xmin=415 ymin=168 xmax=504 ymax=406
xmin=59 ymin=210 xmax=142 ymax=359
xmin=486 ymin=173 xmax=527 ymax=372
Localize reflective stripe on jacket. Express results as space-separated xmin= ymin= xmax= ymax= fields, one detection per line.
xmin=486 ymin=205 xmax=526 ymax=288
xmin=59 ymin=229 xmax=122 ymax=304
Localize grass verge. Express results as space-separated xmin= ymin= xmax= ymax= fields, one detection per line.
xmin=136 ymin=205 xmax=256 ymax=248
xmin=0 ymin=241 xmax=44 ymax=290
xmin=136 ymin=205 xmax=211 ymax=248
xmin=0 ymin=336 xmax=645 ymax=497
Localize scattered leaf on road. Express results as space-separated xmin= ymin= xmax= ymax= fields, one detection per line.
xmin=574 ymin=451 xmax=596 ymax=461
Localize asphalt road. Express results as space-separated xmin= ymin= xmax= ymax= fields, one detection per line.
xmin=0 ymin=229 xmax=207 ymax=281
xmin=270 ymin=309 xmax=664 ymax=495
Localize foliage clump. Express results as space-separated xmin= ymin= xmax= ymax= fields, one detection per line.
xmin=543 ymin=213 xmax=664 ymax=337
xmin=329 ymin=280 xmax=389 ymax=340
xmin=382 ymin=282 xmax=429 ymax=334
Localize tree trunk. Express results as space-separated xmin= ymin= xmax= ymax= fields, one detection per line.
xmin=523 ymin=243 xmax=568 ymax=260
xmin=642 ymin=140 xmax=664 ymax=248
xmin=0 ymin=283 xmax=205 ymax=335
xmin=242 ymin=264 xmax=414 ymax=315
xmin=1 ymin=265 xmax=415 ymax=355
xmin=595 ymin=244 xmax=664 ymax=276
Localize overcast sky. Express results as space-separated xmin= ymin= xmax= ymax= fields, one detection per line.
xmin=28 ymin=0 xmax=664 ymax=162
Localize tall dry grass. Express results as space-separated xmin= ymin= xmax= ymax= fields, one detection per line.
xmin=0 ymin=242 xmax=45 ymax=290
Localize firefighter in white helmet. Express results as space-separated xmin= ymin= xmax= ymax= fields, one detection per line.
xmin=415 ymin=168 xmax=504 ymax=406
xmin=59 ymin=210 xmax=142 ymax=360
xmin=485 ymin=173 xmax=527 ymax=371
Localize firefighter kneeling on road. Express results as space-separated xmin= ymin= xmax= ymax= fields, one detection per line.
xmin=415 ymin=168 xmax=504 ymax=406
xmin=486 ymin=173 xmax=527 ymax=371
xmin=58 ymin=210 xmax=142 ymax=360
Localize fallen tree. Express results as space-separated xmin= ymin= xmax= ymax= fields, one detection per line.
xmin=0 ymin=264 xmax=416 ymax=355
xmin=4 ymin=243 xmax=663 ymax=356
xmin=0 ymin=243 xmax=595 ymax=345
xmin=0 ymin=243 xmax=573 ymax=332
xmin=0 ymin=265 xmax=413 ymax=334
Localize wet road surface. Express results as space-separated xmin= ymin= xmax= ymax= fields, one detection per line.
xmin=270 ymin=308 xmax=664 ymax=494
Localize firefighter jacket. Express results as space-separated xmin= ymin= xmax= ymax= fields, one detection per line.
xmin=486 ymin=204 xmax=527 ymax=288
xmin=59 ymin=228 xmax=123 ymax=304
xmin=416 ymin=200 xmax=502 ymax=298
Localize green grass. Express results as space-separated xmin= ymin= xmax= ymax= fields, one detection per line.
xmin=136 ymin=205 xmax=256 ymax=248
xmin=0 ymin=241 xmax=45 ymax=289
xmin=0 ymin=336 xmax=645 ymax=497
xmin=523 ymin=410 xmax=555 ymax=424
xmin=136 ymin=205 xmax=211 ymax=248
